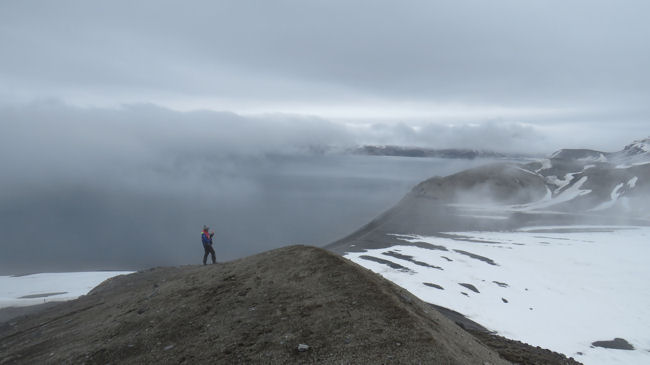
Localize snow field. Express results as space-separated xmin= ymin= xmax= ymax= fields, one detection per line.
xmin=346 ymin=226 xmax=650 ymax=365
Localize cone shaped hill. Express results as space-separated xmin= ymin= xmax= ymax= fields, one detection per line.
xmin=1 ymin=246 xmax=513 ymax=364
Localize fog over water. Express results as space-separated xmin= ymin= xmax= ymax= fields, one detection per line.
xmin=3 ymin=1 xmax=648 ymax=274
xmin=1 ymin=152 xmax=493 ymax=275
xmin=0 ymin=102 xmax=504 ymax=274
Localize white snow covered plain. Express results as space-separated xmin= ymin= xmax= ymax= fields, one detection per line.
xmin=0 ymin=271 xmax=132 ymax=309
xmin=345 ymin=226 xmax=650 ymax=365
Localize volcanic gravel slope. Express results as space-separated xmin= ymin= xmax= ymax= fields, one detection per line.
xmin=0 ymin=245 xmax=509 ymax=364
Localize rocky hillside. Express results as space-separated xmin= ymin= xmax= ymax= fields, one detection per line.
xmin=410 ymin=163 xmax=549 ymax=205
xmin=1 ymin=246 xmax=512 ymax=364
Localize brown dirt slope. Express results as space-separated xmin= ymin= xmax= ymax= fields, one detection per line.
xmin=0 ymin=245 xmax=508 ymax=364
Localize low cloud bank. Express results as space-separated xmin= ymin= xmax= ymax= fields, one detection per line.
xmin=357 ymin=121 xmax=545 ymax=153
xmin=0 ymin=101 xmax=561 ymax=273
xmin=0 ymin=101 xmax=555 ymax=188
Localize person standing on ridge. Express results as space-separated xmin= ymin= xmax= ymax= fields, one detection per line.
xmin=201 ymin=225 xmax=216 ymax=265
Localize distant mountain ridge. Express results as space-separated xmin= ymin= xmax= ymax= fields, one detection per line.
xmin=352 ymin=145 xmax=534 ymax=159
xmin=409 ymin=137 xmax=650 ymax=215
xmin=550 ymin=137 xmax=650 ymax=164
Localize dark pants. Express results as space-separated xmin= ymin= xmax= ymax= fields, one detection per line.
xmin=203 ymin=243 xmax=216 ymax=264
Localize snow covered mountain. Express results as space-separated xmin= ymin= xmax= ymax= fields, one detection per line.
xmin=522 ymin=137 xmax=650 ymax=216
xmin=549 ymin=138 xmax=650 ymax=165
xmin=329 ymin=139 xmax=650 ymax=253
xmin=613 ymin=138 xmax=650 ymax=163
xmin=327 ymin=138 xmax=650 ymax=365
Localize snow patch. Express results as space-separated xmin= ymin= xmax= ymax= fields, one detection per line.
xmin=615 ymin=161 xmax=650 ymax=169
xmin=627 ymin=176 xmax=638 ymax=189
xmin=0 ymin=271 xmax=132 ymax=308
xmin=535 ymin=159 xmax=552 ymax=173
xmin=456 ymin=214 xmax=510 ymax=220
xmin=624 ymin=139 xmax=650 ymax=154
xmin=514 ymin=176 xmax=590 ymax=211
xmin=576 ymin=153 xmax=608 ymax=163
xmin=546 ymin=172 xmax=579 ymax=193
xmin=515 ymin=166 xmax=543 ymax=178
xmin=590 ymin=183 xmax=625 ymax=211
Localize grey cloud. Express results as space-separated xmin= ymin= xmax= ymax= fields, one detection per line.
xmin=0 ymin=101 xmax=351 ymax=186
xmin=1 ymin=1 xmax=649 ymax=111
xmin=1 ymin=101 xmax=646 ymax=274
xmin=0 ymin=101 xmax=355 ymax=273
xmin=0 ymin=101 xmax=551 ymax=274
xmin=357 ymin=121 xmax=547 ymax=153
xmin=2 ymin=0 xmax=650 ymax=274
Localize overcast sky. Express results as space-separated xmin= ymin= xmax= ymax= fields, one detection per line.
xmin=1 ymin=0 xmax=649 ymax=151
xmin=2 ymin=1 xmax=650 ymax=273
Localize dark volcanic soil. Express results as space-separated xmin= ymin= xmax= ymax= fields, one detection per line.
xmin=1 ymin=245 xmax=509 ymax=364
xmin=469 ymin=330 xmax=582 ymax=365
